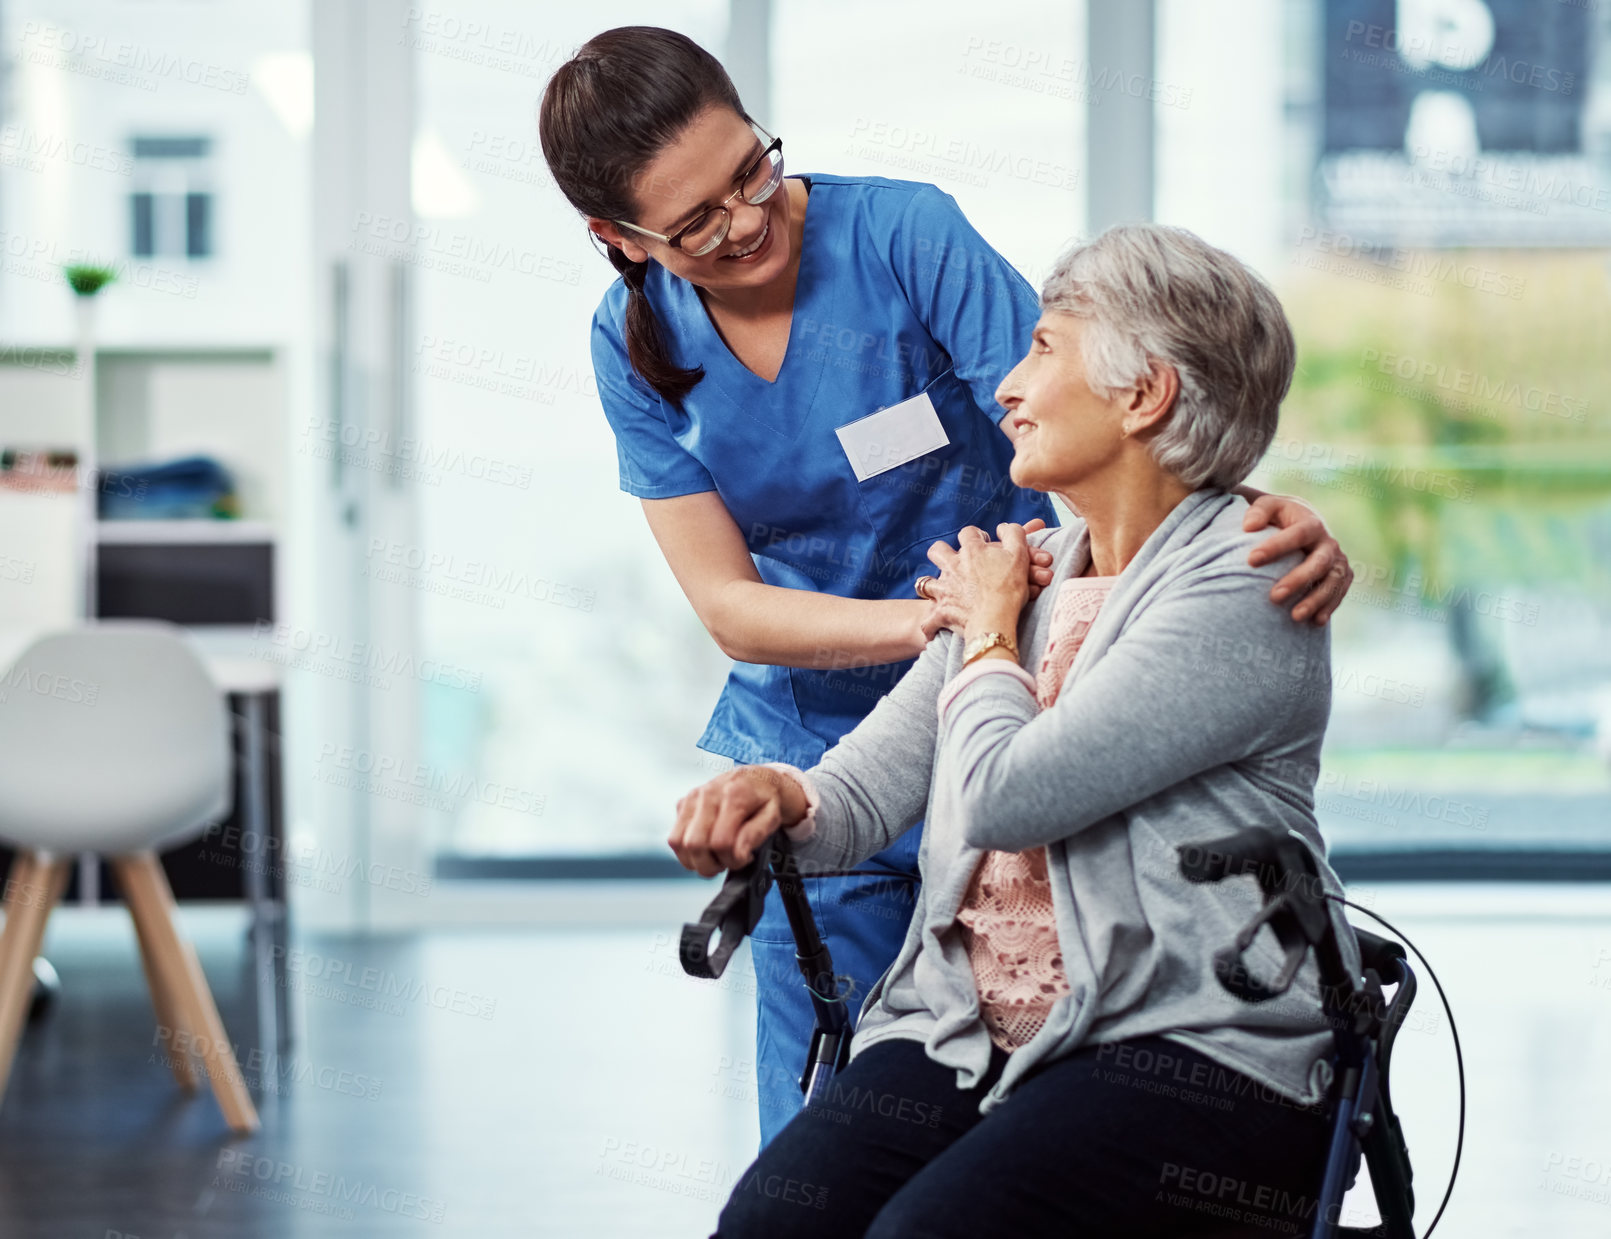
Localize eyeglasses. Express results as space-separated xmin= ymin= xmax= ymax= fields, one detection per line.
xmin=614 ymin=125 xmax=785 ymax=258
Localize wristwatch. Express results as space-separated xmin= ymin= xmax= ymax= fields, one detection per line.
xmin=962 ymin=631 xmax=1018 ymax=667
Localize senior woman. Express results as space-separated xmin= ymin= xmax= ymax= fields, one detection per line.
xmin=670 ymin=223 xmax=1356 ymax=1239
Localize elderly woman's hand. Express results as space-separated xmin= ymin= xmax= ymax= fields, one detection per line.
xmin=921 ymin=523 xmax=1033 ymax=640
xmin=668 ymin=766 xmax=810 ymax=878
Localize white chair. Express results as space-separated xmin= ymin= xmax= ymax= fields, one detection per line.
xmin=0 ymin=621 xmax=259 ymax=1132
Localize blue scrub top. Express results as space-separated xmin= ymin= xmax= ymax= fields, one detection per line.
xmin=591 ymin=174 xmax=1057 ymax=768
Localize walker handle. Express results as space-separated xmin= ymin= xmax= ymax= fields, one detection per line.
xmin=1179 ymin=828 xmax=1332 ymax=1004
xmin=679 ymin=835 xmax=777 ymax=980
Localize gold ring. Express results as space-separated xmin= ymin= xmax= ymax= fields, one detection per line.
xmin=914 ymin=575 xmax=938 ymax=601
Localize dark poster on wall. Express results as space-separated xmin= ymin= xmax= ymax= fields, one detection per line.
xmin=1317 ymin=0 xmax=1609 ymax=245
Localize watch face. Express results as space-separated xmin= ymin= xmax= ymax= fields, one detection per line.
xmin=965 ymin=633 xmax=1014 ymax=663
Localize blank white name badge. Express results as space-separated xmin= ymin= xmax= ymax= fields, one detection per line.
xmin=834 ymin=392 xmax=950 ymax=483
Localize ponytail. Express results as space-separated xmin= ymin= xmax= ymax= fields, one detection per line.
xmin=541 ymin=27 xmax=744 ymax=409
xmin=605 ymin=232 xmax=704 ymax=408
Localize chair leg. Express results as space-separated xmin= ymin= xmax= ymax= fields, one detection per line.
xmin=0 ymin=851 xmax=70 ymax=1105
xmin=131 ymin=898 xmax=199 ymax=1092
xmin=112 ymin=853 xmax=260 ymax=1133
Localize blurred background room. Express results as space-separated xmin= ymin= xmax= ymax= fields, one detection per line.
xmin=0 ymin=0 xmax=1607 ymax=1235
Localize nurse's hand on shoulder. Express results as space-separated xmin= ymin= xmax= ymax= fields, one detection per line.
xmin=669 ymin=767 xmax=809 ymax=878
xmin=1242 ymin=493 xmax=1354 ymax=626
xmin=920 ymin=520 xmax=1048 ymax=639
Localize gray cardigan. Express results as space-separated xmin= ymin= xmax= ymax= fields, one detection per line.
xmin=788 ymin=488 xmax=1358 ymax=1114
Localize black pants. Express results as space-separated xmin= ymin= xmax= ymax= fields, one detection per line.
xmin=715 ymin=1035 xmax=1334 ymax=1239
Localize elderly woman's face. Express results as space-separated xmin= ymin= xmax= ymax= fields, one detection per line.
xmin=994 ymin=313 xmax=1126 ymax=495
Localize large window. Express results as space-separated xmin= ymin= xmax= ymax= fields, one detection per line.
xmin=409 ymin=0 xmax=1610 ymax=872
xmin=1159 ymin=0 xmax=1611 ymax=873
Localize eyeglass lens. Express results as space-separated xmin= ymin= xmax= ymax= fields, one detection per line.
xmin=682 ymin=145 xmax=784 ymax=254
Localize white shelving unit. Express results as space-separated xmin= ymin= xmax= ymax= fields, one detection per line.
xmin=0 ymin=344 xmax=286 ymax=626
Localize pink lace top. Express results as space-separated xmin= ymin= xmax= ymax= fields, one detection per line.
xmin=956 ymin=574 xmax=1115 ymax=1050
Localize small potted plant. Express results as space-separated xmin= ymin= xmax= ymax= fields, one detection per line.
xmin=62 ymin=264 xmax=117 ymax=618
xmin=63 ymin=264 xmax=117 ymax=297
xmin=63 ymin=264 xmax=116 ymax=382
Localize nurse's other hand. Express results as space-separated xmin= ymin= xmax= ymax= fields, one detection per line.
xmin=1242 ymin=494 xmax=1353 ymax=626
xmin=921 ymin=520 xmax=1051 ymax=637
xmin=669 ymin=767 xmax=807 ymax=878
xmin=1020 ymin=518 xmax=1056 ymax=596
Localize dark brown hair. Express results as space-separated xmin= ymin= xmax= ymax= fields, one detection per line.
xmin=539 ymin=27 xmax=749 ymax=408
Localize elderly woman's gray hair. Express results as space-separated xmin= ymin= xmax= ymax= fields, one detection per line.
xmin=1040 ymin=224 xmax=1295 ymax=490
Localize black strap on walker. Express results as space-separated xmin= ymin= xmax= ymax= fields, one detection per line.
xmin=679 ymin=836 xmax=869 ymax=1100
xmin=1178 ymin=828 xmax=1347 ymax=1004
xmin=1181 ymin=827 xmax=1426 ymax=1239
xmin=678 ymin=835 xmax=778 ymax=981
xmin=678 ymin=838 xmax=917 ymax=981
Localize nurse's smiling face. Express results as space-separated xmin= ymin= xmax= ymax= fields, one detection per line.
xmin=995 ymin=313 xmax=1177 ymax=498
xmin=588 ymin=106 xmax=798 ymax=293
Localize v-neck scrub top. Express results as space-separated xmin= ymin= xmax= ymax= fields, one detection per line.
xmin=591 ymin=174 xmax=1057 ymax=769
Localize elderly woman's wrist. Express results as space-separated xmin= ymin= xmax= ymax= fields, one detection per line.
xmin=759 ymin=762 xmax=819 ymax=838
xmin=965 ymin=606 xmax=1021 ymax=641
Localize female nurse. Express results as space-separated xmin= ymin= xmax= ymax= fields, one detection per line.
xmin=537 ymin=26 xmax=1354 ymax=1145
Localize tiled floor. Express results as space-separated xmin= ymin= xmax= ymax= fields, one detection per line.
xmin=1 ymin=884 xmax=1608 ymax=1237
xmin=0 ymin=908 xmax=759 ymax=1238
